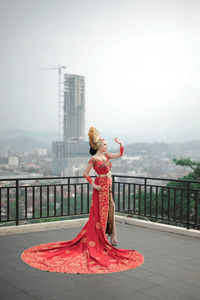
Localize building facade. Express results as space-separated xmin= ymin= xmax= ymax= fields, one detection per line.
xmin=52 ymin=140 xmax=89 ymax=176
xmin=63 ymin=73 xmax=85 ymax=141
xmin=52 ymin=73 xmax=88 ymax=176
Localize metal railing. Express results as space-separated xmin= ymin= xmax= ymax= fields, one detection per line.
xmin=0 ymin=175 xmax=199 ymax=229
xmin=113 ymin=175 xmax=200 ymax=230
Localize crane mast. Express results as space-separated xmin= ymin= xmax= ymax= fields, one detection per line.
xmin=35 ymin=64 xmax=66 ymax=140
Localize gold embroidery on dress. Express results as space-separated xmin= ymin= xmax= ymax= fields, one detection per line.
xmin=88 ymin=241 xmax=96 ymax=247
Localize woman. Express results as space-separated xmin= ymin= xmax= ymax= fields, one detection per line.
xmin=83 ymin=128 xmax=123 ymax=246
xmin=21 ymin=127 xmax=144 ymax=274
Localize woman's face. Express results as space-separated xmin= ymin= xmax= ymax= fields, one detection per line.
xmin=99 ymin=139 xmax=107 ymax=152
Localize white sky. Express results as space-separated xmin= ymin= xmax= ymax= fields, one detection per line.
xmin=0 ymin=0 xmax=199 ymax=143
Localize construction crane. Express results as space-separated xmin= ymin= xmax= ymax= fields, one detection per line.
xmin=35 ymin=64 xmax=67 ymax=140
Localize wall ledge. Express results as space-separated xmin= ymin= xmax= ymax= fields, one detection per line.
xmin=115 ymin=215 xmax=200 ymax=239
xmin=0 ymin=215 xmax=199 ymax=239
xmin=0 ymin=218 xmax=88 ymax=236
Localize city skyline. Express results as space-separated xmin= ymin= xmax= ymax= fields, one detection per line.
xmin=0 ymin=0 xmax=200 ymax=143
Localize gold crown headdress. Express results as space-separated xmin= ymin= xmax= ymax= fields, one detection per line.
xmin=88 ymin=127 xmax=102 ymax=150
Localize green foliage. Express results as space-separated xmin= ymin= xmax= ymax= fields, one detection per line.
xmin=173 ymin=158 xmax=200 ymax=182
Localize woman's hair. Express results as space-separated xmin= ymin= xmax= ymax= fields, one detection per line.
xmin=89 ymin=144 xmax=97 ymax=156
xmin=89 ymin=138 xmax=105 ymax=156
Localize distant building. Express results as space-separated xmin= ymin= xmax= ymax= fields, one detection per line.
xmin=35 ymin=148 xmax=48 ymax=156
xmin=1 ymin=145 xmax=10 ymax=157
xmin=8 ymin=156 xmax=19 ymax=167
xmin=52 ymin=73 xmax=87 ymax=176
xmin=0 ymin=157 xmax=8 ymax=165
xmin=52 ymin=140 xmax=88 ymax=176
xmin=63 ymin=73 xmax=85 ymax=141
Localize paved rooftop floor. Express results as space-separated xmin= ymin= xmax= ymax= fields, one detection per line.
xmin=0 ymin=222 xmax=200 ymax=300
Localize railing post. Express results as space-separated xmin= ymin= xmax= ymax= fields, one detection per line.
xmin=187 ymin=181 xmax=190 ymax=230
xmin=144 ymin=178 xmax=147 ymax=216
xmin=16 ymin=179 xmax=19 ymax=226
xmin=68 ymin=177 xmax=70 ymax=215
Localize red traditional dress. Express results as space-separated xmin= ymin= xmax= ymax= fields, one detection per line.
xmin=21 ymin=152 xmax=144 ymax=274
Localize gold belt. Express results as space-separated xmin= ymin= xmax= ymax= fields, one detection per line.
xmin=98 ymin=171 xmax=111 ymax=178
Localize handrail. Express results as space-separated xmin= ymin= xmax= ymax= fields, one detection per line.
xmin=0 ymin=174 xmax=199 ymax=229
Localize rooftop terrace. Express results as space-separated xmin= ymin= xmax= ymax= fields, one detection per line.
xmin=1 ymin=218 xmax=200 ymax=300
xmin=1 ymin=174 xmax=200 ymax=299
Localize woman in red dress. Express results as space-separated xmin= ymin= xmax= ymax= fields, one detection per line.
xmin=21 ymin=127 xmax=144 ymax=274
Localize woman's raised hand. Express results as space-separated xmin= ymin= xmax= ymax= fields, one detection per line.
xmin=114 ymin=137 xmax=123 ymax=145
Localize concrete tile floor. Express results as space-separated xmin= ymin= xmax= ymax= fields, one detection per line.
xmin=0 ymin=222 xmax=200 ymax=300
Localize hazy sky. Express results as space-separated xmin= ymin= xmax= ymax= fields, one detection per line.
xmin=0 ymin=0 xmax=199 ymax=143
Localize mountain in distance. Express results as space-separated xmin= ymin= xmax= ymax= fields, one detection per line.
xmin=103 ymin=127 xmax=200 ymax=146
xmin=0 ymin=128 xmax=57 ymax=144
xmin=0 ymin=129 xmax=28 ymax=140
xmin=0 ymin=136 xmax=50 ymax=153
xmin=119 ymin=140 xmax=200 ymax=158
xmin=0 ymin=128 xmax=199 ymax=155
xmin=0 ymin=128 xmax=58 ymax=153
xmin=104 ymin=127 xmax=200 ymax=155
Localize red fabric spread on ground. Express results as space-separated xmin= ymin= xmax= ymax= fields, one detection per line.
xmin=21 ymin=155 xmax=144 ymax=274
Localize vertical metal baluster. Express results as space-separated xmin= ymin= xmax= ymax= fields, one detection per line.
xmin=68 ymin=178 xmax=70 ymax=215
xmin=32 ymin=186 xmax=35 ymax=219
xmin=54 ymin=185 xmax=56 ymax=216
xmin=25 ymin=187 xmax=27 ymax=220
xmin=139 ymin=185 xmax=141 ymax=215
xmin=168 ymin=187 xmax=170 ymax=221
xmin=118 ymin=183 xmax=120 ymax=211
xmin=128 ymin=183 xmax=130 ymax=213
xmin=144 ymin=178 xmax=147 ymax=216
xmin=16 ymin=180 xmax=19 ymax=225
xmin=150 ymin=186 xmax=152 ymax=217
xmin=161 ymin=187 xmax=164 ymax=219
xmin=47 ymin=186 xmax=49 ymax=217
xmin=81 ymin=184 xmax=83 ymax=214
xmin=187 ymin=182 xmax=190 ymax=229
xmin=194 ymin=190 xmax=198 ymax=229
xmin=123 ymin=183 xmax=125 ymax=211
xmin=7 ymin=188 xmax=9 ymax=222
xmin=74 ymin=184 xmax=77 ymax=215
xmin=61 ymin=185 xmax=63 ymax=216
xmin=180 ymin=188 xmax=183 ymax=223
xmin=40 ymin=186 xmax=42 ymax=218
xmin=0 ymin=188 xmax=1 ymax=222
xmin=133 ymin=184 xmax=136 ymax=214
xmin=174 ymin=188 xmax=177 ymax=222
xmin=155 ymin=186 xmax=158 ymax=218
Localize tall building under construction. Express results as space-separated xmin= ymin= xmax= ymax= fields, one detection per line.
xmin=52 ymin=73 xmax=88 ymax=176
xmin=63 ymin=74 xmax=85 ymax=141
